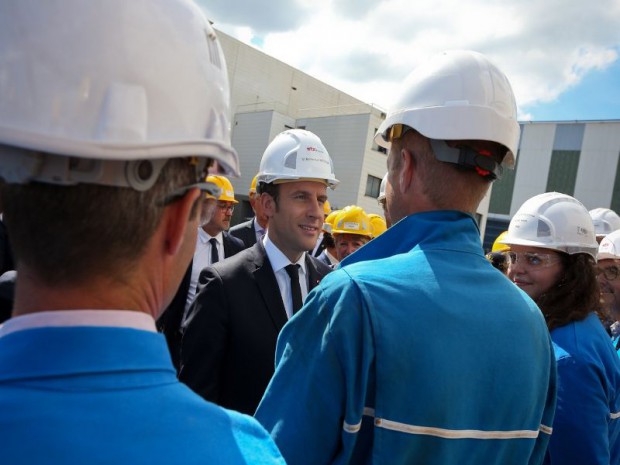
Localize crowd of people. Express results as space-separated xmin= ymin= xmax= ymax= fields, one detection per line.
xmin=0 ymin=1 xmax=618 ymax=464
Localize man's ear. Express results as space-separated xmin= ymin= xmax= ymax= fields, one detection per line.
xmin=259 ymin=192 xmax=276 ymax=219
xmin=163 ymin=188 xmax=202 ymax=256
xmin=398 ymin=148 xmax=416 ymax=194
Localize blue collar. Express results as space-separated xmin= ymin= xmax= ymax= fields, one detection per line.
xmin=340 ymin=210 xmax=482 ymax=267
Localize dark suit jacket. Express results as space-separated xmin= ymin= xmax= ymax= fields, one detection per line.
xmin=228 ymin=218 xmax=258 ymax=249
xmin=0 ymin=219 xmax=14 ymax=275
xmin=157 ymin=231 xmax=244 ymax=370
xmin=179 ymin=240 xmax=332 ymax=414
xmin=0 ymin=270 xmax=16 ymax=324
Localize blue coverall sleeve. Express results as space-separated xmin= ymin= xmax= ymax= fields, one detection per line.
xmin=546 ymin=356 xmax=610 ymax=465
xmin=255 ymin=270 xmax=374 ymax=465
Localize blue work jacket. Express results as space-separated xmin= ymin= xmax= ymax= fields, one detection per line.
xmin=0 ymin=325 xmax=285 ymax=464
xmin=545 ymin=312 xmax=620 ymax=465
xmin=256 ymin=210 xmax=557 ymax=465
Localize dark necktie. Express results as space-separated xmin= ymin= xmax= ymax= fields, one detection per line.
xmin=209 ymin=238 xmax=219 ymax=264
xmin=284 ymin=264 xmax=303 ymax=314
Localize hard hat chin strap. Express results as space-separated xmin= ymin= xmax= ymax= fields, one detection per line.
xmin=429 ymin=140 xmax=503 ymax=181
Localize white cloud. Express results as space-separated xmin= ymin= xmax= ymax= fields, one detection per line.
xmin=205 ymin=0 xmax=620 ymax=118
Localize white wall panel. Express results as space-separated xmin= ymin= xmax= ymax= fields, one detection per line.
xmin=574 ymin=122 xmax=620 ymax=209
xmin=510 ymin=123 xmax=556 ymax=214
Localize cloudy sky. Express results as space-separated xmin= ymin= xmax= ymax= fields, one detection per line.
xmin=198 ymin=0 xmax=620 ymax=122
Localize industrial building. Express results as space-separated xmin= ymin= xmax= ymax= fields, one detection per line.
xmin=216 ymin=29 xmax=620 ymax=249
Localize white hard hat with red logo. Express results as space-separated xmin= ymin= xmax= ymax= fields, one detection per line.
xmin=257 ymin=129 xmax=339 ymax=188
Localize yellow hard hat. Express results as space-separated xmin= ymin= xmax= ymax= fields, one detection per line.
xmin=206 ymin=175 xmax=238 ymax=203
xmin=368 ymin=213 xmax=387 ymax=237
xmin=323 ymin=209 xmax=341 ymax=233
xmin=491 ymin=231 xmax=510 ymax=253
xmin=332 ymin=206 xmax=373 ymax=238
xmin=249 ymin=174 xmax=258 ymax=195
xmin=323 ymin=199 xmax=332 ymax=216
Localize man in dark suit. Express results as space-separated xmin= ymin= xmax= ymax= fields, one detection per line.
xmin=229 ymin=174 xmax=269 ymax=249
xmin=157 ymin=175 xmax=244 ymax=368
xmin=180 ymin=129 xmax=339 ymax=414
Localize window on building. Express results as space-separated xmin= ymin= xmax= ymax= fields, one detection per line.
xmin=489 ymin=152 xmax=519 ymax=215
xmin=365 ymin=175 xmax=382 ymax=198
xmin=371 ymin=128 xmax=388 ymax=154
xmin=546 ymin=150 xmax=580 ymax=195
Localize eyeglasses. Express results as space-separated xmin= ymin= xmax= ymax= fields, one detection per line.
xmin=216 ymin=202 xmax=235 ymax=213
xmin=503 ymin=251 xmax=562 ymax=269
xmin=598 ymin=266 xmax=620 ymax=281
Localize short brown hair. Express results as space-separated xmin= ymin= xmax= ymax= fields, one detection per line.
xmin=257 ymin=182 xmax=280 ymax=209
xmin=392 ymin=130 xmax=493 ymax=213
xmin=0 ymin=158 xmax=196 ymax=286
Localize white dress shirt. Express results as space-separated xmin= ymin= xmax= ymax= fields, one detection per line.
xmin=185 ymin=229 xmax=224 ymax=311
xmin=0 ymin=310 xmax=156 ymax=338
xmin=263 ymin=233 xmax=308 ymax=319
xmin=253 ymin=218 xmax=266 ymax=243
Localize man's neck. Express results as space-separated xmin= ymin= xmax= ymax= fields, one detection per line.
xmin=202 ymin=225 xmax=223 ymax=237
xmin=267 ymin=236 xmax=304 ymax=263
xmin=12 ymin=267 xmax=157 ymax=319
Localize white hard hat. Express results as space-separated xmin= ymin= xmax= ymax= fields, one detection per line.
xmin=377 ymin=173 xmax=388 ymax=203
xmin=589 ymin=208 xmax=620 ymax=238
xmin=598 ymin=230 xmax=620 ymax=260
xmin=501 ymin=192 xmax=598 ymax=259
xmin=257 ymin=129 xmax=339 ymax=188
xmin=374 ymin=50 xmax=520 ymax=169
xmin=0 ymin=0 xmax=239 ymax=190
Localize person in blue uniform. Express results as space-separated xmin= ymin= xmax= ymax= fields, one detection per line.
xmin=502 ymin=192 xmax=620 ymax=465
xmin=255 ymin=50 xmax=556 ymax=465
xmin=0 ymin=1 xmax=284 ymax=464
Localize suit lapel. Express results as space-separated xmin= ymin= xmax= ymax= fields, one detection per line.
xmin=222 ymin=233 xmax=233 ymax=257
xmin=305 ymin=254 xmax=326 ymax=291
xmin=251 ymin=242 xmax=288 ymax=330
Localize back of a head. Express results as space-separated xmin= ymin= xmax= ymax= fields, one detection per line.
xmin=374 ymin=50 xmax=519 ymax=212
xmin=0 ymin=0 xmax=238 ymax=284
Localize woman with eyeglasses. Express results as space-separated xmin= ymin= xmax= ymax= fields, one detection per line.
xmin=501 ymin=192 xmax=620 ymax=465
